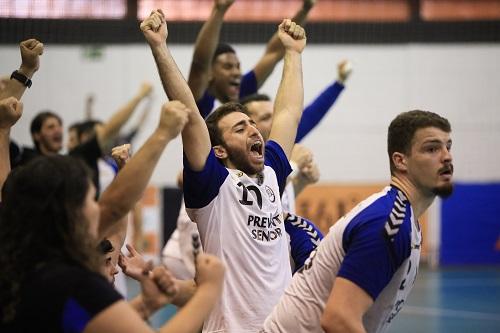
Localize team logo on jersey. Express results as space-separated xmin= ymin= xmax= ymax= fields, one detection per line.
xmin=265 ymin=185 xmax=276 ymax=203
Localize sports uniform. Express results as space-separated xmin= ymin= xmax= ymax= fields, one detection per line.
xmin=184 ymin=140 xmax=292 ymax=332
xmin=263 ymin=186 xmax=421 ymax=333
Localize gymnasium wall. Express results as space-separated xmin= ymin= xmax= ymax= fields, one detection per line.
xmin=1 ymin=43 xmax=499 ymax=264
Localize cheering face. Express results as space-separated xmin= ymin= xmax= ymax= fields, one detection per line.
xmin=217 ymin=112 xmax=265 ymax=176
xmin=34 ymin=116 xmax=63 ymax=154
xmin=211 ymin=53 xmax=242 ymax=103
xmin=406 ymin=127 xmax=454 ymax=198
xmin=245 ymin=100 xmax=274 ymax=142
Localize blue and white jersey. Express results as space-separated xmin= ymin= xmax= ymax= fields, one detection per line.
xmin=184 ymin=140 xmax=293 ymax=333
xmin=263 ymin=186 xmax=422 ymax=333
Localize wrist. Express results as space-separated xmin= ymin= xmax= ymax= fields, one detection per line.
xmin=154 ymin=127 xmax=176 ymax=142
xmin=18 ymin=65 xmax=36 ymax=78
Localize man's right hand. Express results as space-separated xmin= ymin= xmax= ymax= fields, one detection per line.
xmin=0 ymin=97 xmax=23 ymax=130
xmin=140 ymin=9 xmax=168 ymax=48
xmin=19 ymin=39 xmax=44 ymax=77
xmin=157 ymin=101 xmax=191 ymax=139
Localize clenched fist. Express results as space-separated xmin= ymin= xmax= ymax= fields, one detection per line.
xmin=158 ymin=100 xmax=191 ymax=139
xmin=19 ymin=39 xmax=44 ymax=76
xmin=0 ymin=97 xmax=23 ymax=130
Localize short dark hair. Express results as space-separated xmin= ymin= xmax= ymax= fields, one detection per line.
xmin=70 ymin=120 xmax=101 ymax=143
xmin=205 ymin=102 xmax=250 ymax=147
xmin=30 ymin=111 xmax=62 ymax=149
xmin=388 ymin=110 xmax=451 ymax=174
xmin=239 ymin=93 xmax=271 ymax=106
xmin=213 ymin=43 xmax=236 ymax=63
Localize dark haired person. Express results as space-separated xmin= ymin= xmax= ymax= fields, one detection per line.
xmin=263 ymin=110 xmax=453 ymax=333
xmin=142 ymin=10 xmax=306 ymax=332
xmin=0 ymin=99 xmax=225 ymax=333
xmin=188 ymin=0 xmax=316 ymax=118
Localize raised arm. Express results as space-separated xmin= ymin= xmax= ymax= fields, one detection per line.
xmin=268 ymin=19 xmax=306 ymax=159
xmin=98 ymin=101 xmax=190 ymax=237
xmin=0 ymin=39 xmax=43 ymax=100
xmin=252 ymin=0 xmax=315 ymax=88
xmin=141 ymin=10 xmax=211 ymax=171
xmin=0 ymin=97 xmax=23 ymax=200
xmin=188 ymin=0 xmax=235 ymax=101
xmin=95 ymin=83 xmax=153 ymax=149
xmin=295 ymin=60 xmax=352 ymax=143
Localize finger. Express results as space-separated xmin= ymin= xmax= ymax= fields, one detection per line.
xmin=33 ymin=42 xmax=44 ymax=55
xmin=157 ymin=9 xmax=166 ymax=21
xmin=126 ymin=243 xmax=139 ymax=256
xmin=293 ymin=26 xmax=302 ymax=39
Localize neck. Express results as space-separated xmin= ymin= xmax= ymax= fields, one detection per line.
xmin=224 ymin=159 xmax=258 ymax=178
xmin=390 ymin=174 xmax=436 ymax=219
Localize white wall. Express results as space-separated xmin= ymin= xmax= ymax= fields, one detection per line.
xmin=2 ymin=43 xmax=499 ymax=186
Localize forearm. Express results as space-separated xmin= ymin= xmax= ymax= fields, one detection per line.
xmin=171 ymin=279 xmax=197 ymax=307
xmin=269 ymin=50 xmax=304 ymax=158
xmin=98 ymin=128 xmax=172 ymax=236
xmin=188 ymin=6 xmax=228 ymax=99
xmin=0 ymin=67 xmax=35 ymax=100
xmin=257 ymin=3 xmax=313 ymax=79
xmin=295 ymin=81 xmax=344 ymax=143
xmin=159 ymin=285 xmax=219 ymax=333
xmin=129 ymin=294 xmax=154 ymax=321
xmin=150 ymin=44 xmax=211 ymax=171
xmin=99 ymin=93 xmax=144 ymax=145
xmin=152 ymin=45 xmax=198 ymax=112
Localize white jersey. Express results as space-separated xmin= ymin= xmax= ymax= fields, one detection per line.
xmin=263 ymin=186 xmax=422 ymax=333
xmin=162 ymin=200 xmax=201 ymax=279
xmin=184 ymin=141 xmax=293 ymax=333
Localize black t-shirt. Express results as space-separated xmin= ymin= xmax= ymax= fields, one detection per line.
xmin=2 ymin=261 xmax=122 ymax=332
xmin=9 ymin=141 xmax=41 ymax=168
xmin=69 ymin=135 xmax=103 ymax=196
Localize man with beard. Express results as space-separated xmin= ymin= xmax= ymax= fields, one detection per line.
xmin=141 ymin=9 xmax=306 ymax=332
xmin=188 ymin=0 xmax=316 ymax=118
xmin=262 ymin=110 xmax=454 ymax=333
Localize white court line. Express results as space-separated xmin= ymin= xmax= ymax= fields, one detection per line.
xmin=402 ymin=306 xmax=500 ymax=321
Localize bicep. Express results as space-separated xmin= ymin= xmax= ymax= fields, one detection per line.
xmin=321 ymin=277 xmax=373 ymax=332
xmin=83 ymin=300 xmax=154 ymax=333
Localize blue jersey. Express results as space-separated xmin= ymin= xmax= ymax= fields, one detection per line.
xmin=197 ymin=70 xmax=258 ymax=118
xmin=263 ymin=186 xmax=422 ymax=333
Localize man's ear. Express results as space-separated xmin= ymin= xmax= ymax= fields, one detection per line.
xmin=213 ymin=145 xmax=228 ymax=159
xmin=392 ymin=152 xmax=408 ymax=172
